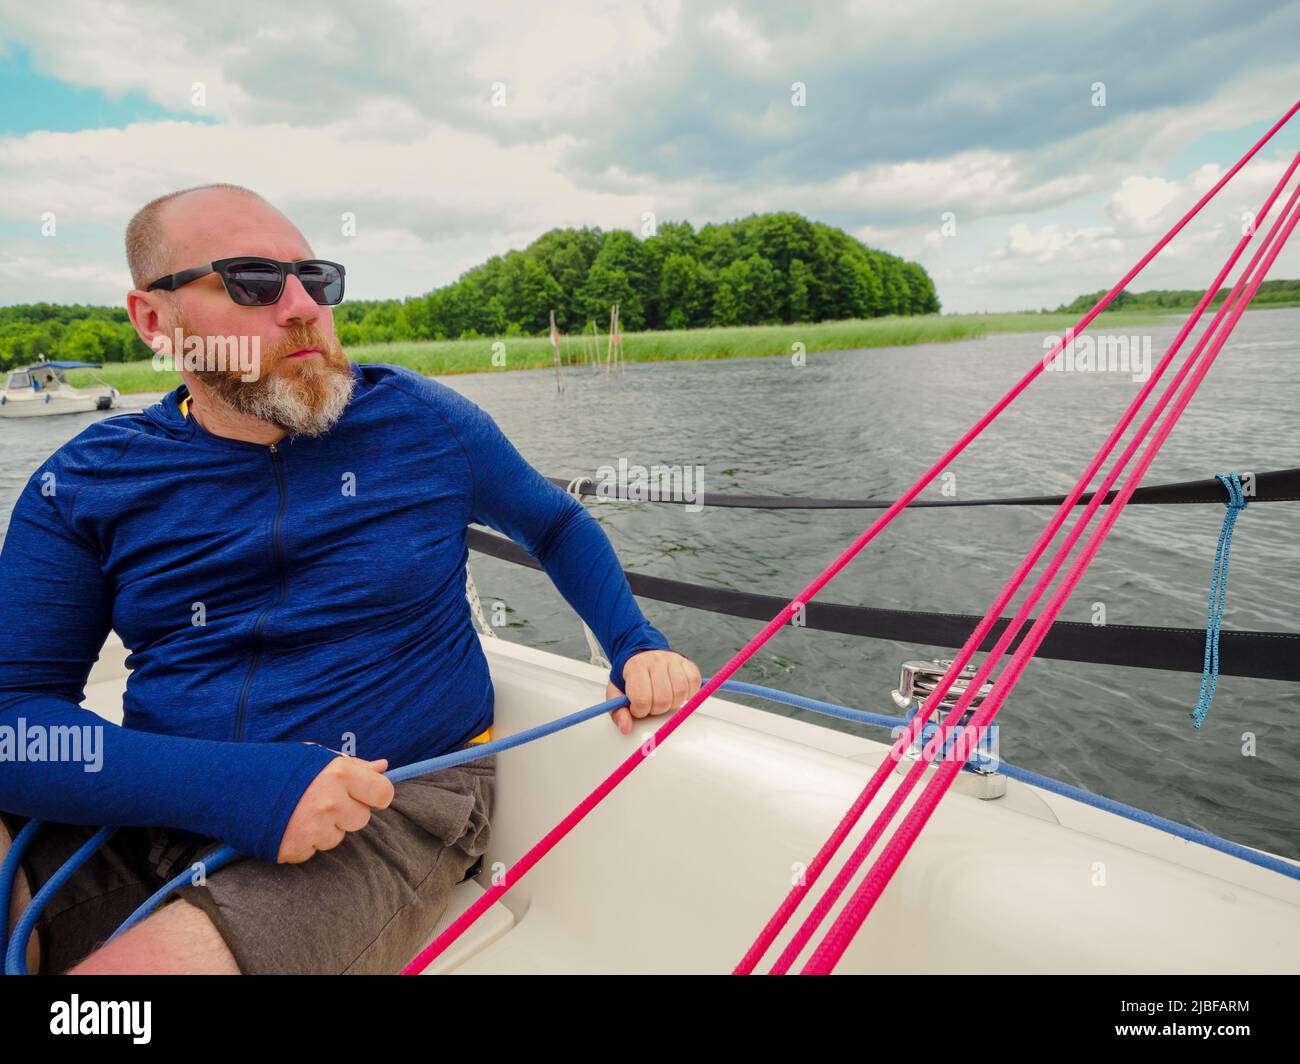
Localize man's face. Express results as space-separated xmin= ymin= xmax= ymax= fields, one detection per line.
xmin=149 ymin=190 xmax=354 ymax=437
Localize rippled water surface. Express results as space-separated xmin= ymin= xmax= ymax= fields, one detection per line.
xmin=3 ymin=308 xmax=1297 ymax=858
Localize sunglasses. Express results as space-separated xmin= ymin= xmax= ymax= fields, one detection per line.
xmin=146 ymin=257 xmax=346 ymax=307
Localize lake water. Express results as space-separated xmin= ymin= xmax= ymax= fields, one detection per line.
xmin=3 ymin=308 xmax=1297 ymax=859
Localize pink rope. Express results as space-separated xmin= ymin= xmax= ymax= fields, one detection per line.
xmin=402 ymin=99 xmax=1300 ymax=977
xmin=734 ymin=103 xmax=1300 ymax=975
xmin=802 ymin=182 xmax=1300 ymax=975
xmin=750 ymin=149 xmax=1300 ymax=975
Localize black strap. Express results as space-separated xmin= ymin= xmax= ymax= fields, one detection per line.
xmin=467 ymin=528 xmax=1300 ymax=682
xmin=546 ymin=467 xmax=1300 ymax=510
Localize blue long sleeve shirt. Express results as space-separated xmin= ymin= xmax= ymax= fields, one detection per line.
xmin=0 ymin=362 xmax=670 ymax=862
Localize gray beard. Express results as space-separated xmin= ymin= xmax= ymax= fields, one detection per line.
xmin=206 ymin=362 xmax=356 ymax=438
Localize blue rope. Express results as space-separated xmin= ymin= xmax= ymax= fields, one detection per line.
xmin=6 ymin=673 xmax=1299 ymax=974
xmin=1192 ymin=472 xmax=1249 ymax=729
xmin=96 ymin=685 xmax=906 ymax=946
xmin=6 ymin=682 xmax=907 ymax=964
xmin=4 ymin=826 xmax=114 ymax=975
xmin=0 ymin=819 xmax=42 ymax=964
xmin=715 ymin=680 xmax=907 ymax=731
xmin=996 ymin=762 xmax=1300 ymax=881
xmin=102 ymin=692 xmax=631 ymax=946
xmin=4 ymin=693 xmax=631 ymax=970
xmin=723 ymin=682 xmax=1297 ymax=881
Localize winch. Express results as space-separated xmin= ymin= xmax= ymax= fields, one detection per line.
xmin=890 ymin=659 xmax=1005 ymax=798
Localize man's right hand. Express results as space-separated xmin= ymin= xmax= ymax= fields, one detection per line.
xmin=277 ymin=756 xmax=395 ymax=863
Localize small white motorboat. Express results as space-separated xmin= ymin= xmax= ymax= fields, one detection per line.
xmin=0 ymin=359 xmax=118 ymax=418
xmin=79 ymin=627 xmax=1300 ymax=974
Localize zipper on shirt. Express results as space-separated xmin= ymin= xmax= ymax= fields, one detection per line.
xmin=233 ymin=442 xmax=290 ymax=741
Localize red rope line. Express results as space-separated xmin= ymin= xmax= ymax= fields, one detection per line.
xmin=735 ymin=100 xmax=1300 ymax=974
xmin=748 ymin=145 xmax=1300 ymax=975
xmin=803 ymin=178 xmax=1300 ymax=975
xmin=402 ymin=98 xmax=1300 ymax=977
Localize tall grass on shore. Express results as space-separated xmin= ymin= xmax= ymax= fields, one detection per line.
xmin=71 ymin=310 xmax=1173 ymax=394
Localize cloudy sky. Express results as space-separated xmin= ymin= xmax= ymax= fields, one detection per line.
xmin=1 ymin=0 xmax=1297 ymax=313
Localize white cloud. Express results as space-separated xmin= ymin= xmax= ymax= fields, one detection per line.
xmin=1003 ymin=222 xmax=1122 ymax=264
xmin=1 ymin=0 xmax=1299 ymax=314
xmin=0 ymin=118 xmax=662 ymax=304
xmin=1106 ymin=176 xmax=1180 ymax=231
xmin=703 ymin=8 xmax=774 ymax=61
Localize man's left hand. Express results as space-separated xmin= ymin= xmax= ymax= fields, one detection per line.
xmin=606 ymin=649 xmax=702 ymax=735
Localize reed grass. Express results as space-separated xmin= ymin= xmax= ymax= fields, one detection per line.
xmin=73 ymin=310 xmax=1173 ymax=393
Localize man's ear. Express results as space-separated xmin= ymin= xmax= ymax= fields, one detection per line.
xmin=126 ymin=289 xmax=173 ymax=354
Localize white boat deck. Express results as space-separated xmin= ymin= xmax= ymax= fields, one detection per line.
xmin=80 ymin=632 xmax=1300 ymax=974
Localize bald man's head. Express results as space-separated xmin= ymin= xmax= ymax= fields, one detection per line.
xmin=123 ymin=183 xmax=353 ymax=438
xmin=125 ymin=183 xmax=295 ymax=289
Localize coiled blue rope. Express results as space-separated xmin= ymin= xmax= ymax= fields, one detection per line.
xmin=5 ymin=674 xmax=1298 ymax=973
xmin=1192 ymin=472 xmax=1249 ymax=728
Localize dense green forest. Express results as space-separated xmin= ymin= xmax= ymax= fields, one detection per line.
xmin=0 ymin=304 xmax=147 ymax=371
xmin=1057 ymin=278 xmax=1300 ymax=313
xmin=0 ymin=212 xmax=939 ymax=371
xmin=333 ymin=212 xmax=940 ymax=345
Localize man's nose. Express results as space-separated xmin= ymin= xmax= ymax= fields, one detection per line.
xmin=275 ymin=272 xmax=320 ymax=326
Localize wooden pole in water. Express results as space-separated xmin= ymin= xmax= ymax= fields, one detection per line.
xmin=550 ymin=310 xmax=563 ymax=393
xmin=605 ymin=304 xmax=615 ymax=376
xmin=612 ymin=302 xmax=624 ymax=375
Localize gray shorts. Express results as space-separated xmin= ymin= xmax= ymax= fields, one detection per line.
xmin=1 ymin=752 xmax=495 ymax=974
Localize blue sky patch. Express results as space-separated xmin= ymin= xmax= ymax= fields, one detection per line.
xmin=0 ymin=45 xmax=214 ymax=135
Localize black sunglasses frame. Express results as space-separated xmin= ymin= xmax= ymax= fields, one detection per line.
xmin=146 ymin=257 xmax=347 ymax=306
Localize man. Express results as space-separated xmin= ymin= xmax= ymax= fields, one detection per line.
xmin=0 ymin=184 xmax=701 ymax=974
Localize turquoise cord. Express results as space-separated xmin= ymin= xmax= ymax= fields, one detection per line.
xmin=1192 ymin=472 xmax=1248 ymax=728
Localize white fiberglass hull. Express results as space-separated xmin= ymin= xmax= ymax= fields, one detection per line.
xmin=80 ymin=632 xmax=1300 ymax=974
xmin=0 ymin=390 xmax=115 ymax=417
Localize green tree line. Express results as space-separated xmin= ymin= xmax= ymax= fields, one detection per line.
xmin=0 ymin=304 xmax=153 ymax=373
xmin=1 ymin=212 xmax=940 ymax=370
xmin=351 ymin=211 xmax=940 ymax=343
xmin=1057 ymin=279 xmax=1300 ymax=313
